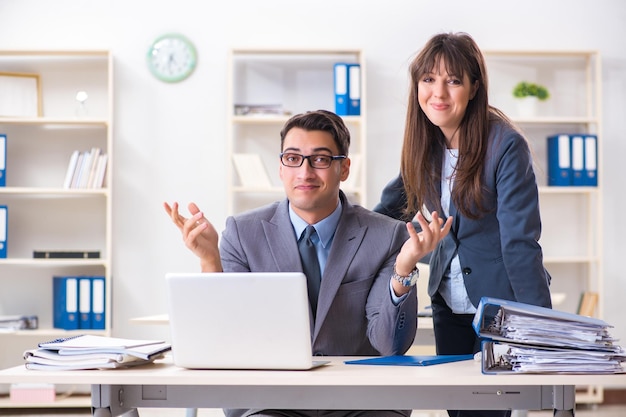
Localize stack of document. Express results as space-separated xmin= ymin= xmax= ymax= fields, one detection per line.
xmin=473 ymin=297 xmax=626 ymax=374
xmin=24 ymin=334 xmax=171 ymax=370
xmin=1 ymin=315 xmax=38 ymax=331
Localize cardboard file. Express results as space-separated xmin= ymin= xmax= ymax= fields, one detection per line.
xmin=232 ymin=153 xmax=272 ymax=189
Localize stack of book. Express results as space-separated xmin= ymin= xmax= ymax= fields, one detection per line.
xmin=24 ymin=335 xmax=171 ymax=370
xmin=63 ymin=147 xmax=108 ymax=189
xmin=473 ymin=297 xmax=626 ymax=374
xmin=0 ymin=315 xmax=38 ymax=331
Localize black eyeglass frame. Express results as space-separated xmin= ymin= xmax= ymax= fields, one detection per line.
xmin=279 ymin=152 xmax=347 ymax=169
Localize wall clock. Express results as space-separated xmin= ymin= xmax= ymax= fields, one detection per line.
xmin=147 ymin=33 xmax=197 ymax=83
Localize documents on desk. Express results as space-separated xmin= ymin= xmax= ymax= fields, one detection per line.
xmin=23 ymin=334 xmax=171 ymax=370
xmin=473 ymin=297 xmax=626 ymax=374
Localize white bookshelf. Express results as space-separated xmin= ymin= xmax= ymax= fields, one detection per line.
xmin=0 ymin=50 xmax=113 ymax=408
xmin=484 ymin=50 xmax=603 ymax=404
xmin=227 ymin=49 xmax=367 ymax=214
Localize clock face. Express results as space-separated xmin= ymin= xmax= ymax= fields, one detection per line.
xmin=147 ymin=33 xmax=197 ymax=83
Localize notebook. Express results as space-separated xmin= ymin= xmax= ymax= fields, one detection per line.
xmin=165 ymin=272 xmax=328 ymax=370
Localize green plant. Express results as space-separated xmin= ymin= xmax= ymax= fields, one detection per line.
xmin=512 ymin=81 xmax=550 ymax=101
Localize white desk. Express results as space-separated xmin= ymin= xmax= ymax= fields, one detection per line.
xmin=2 ymin=357 xmax=626 ymax=417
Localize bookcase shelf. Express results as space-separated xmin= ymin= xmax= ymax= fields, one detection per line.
xmin=484 ymin=49 xmax=603 ymax=404
xmin=0 ymin=50 xmax=113 ymax=407
xmin=227 ymin=48 xmax=366 ymax=215
xmin=0 ymin=393 xmax=91 ymax=409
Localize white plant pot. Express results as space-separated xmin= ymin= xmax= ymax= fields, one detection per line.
xmin=516 ymin=96 xmax=538 ymax=118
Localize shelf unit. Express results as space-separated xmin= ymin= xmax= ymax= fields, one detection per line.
xmin=0 ymin=50 xmax=113 ymax=407
xmin=484 ymin=50 xmax=603 ymax=403
xmin=227 ymin=49 xmax=366 ymax=215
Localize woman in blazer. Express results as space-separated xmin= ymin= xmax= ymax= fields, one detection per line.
xmin=374 ymin=32 xmax=552 ymax=417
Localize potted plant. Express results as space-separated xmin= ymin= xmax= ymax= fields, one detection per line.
xmin=512 ymin=81 xmax=549 ymax=117
xmin=513 ymin=81 xmax=550 ymax=101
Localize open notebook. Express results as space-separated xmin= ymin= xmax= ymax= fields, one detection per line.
xmin=166 ymin=272 xmax=327 ymax=370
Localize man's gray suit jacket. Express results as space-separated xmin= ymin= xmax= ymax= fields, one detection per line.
xmin=219 ymin=193 xmax=418 ymax=357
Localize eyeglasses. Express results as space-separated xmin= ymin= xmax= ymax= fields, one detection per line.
xmin=279 ymin=153 xmax=347 ymax=169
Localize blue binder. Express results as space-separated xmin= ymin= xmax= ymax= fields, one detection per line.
xmin=0 ymin=134 xmax=6 ymax=187
xmin=78 ymin=276 xmax=92 ymax=329
xmin=91 ymin=276 xmax=106 ymax=329
xmin=583 ymin=134 xmax=598 ymax=186
xmin=347 ymin=64 xmax=361 ymax=115
xmin=0 ymin=205 xmax=6 ymax=258
xmin=546 ymin=134 xmax=571 ymax=186
xmin=334 ymin=63 xmax=349 ymax=116
xmin=53 ymin=276 xmax=79 ymax=330
xmin=570 ymin=135 xmax=585 ymax=186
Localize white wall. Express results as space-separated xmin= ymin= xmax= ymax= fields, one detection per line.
xmin=1 ymin=0 xmax=625 ymax=345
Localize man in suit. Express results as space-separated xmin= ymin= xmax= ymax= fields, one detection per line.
xmin=165 ymin=109 xmax=452 ymax=417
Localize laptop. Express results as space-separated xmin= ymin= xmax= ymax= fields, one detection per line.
xmin=165 ymin=272 xmax=328 ymax=370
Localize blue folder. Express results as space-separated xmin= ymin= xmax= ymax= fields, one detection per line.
xmin=0 ymin=134 xmax=6 ymax=187
xmin=570 ymin=135 xmax=585 ymax=186
xmin=347 ymin=64 xmax=361 ymax=116
xmin=53 ymin=276 xmax=79 ymax=330
xmin=583 ymin=134 xmax=598 ymax=186
xmin=0 ymin=205 xmax=7 ymax=258
xmin=344 ymin=354 xmax=474 ymax=366
xmin=90 ymin=276 xmax=106 ymax=329
xmin=78 ymin=276 xmax=92 ymax=329
xmin=334 ymin=63 xmax=349 ymax=116
xmin=546 ymin=134 xmax=571 ymax=186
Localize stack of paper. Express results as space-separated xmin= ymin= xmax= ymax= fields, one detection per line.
xmin=1 ymin=315 xmax=38 ymax=331
xmin=24 ymin=334 xmax=171 ymax=370
xmin=473 ymin=297 xmax=626 ymax=374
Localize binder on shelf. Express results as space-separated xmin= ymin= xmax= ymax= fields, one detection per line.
xmin=570 ymin=135 xmax=585 ymax=186
xmin=91 ymin=276 xmax=106 ymax=330
xmin=334 ymin=63 xmax=349 ymax=116
xmin=0 ymin=134 xmax=6 ymax=187
xmin=347 ymin=64 xmax=361 ymax=116
xmin=78 ymin=277 xmax=92 ymax=329
xmin=52 ymin=276 xmax=79 ymax=330
xmin=0 ymin=205 xmax=7 ymax=258
xmin=546 ymin=134 xmax=571 ymax=186
xmin=583 ymin=134 xmax=598 ymax=186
